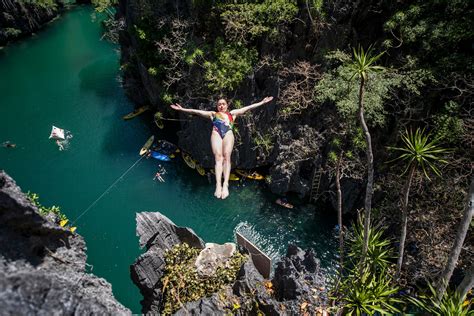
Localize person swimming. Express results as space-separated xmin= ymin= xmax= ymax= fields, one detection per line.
xmin=2 ymin=141 xmax=16 ymax=148
xmin=170 ymin=96 xmax=273 ymax=199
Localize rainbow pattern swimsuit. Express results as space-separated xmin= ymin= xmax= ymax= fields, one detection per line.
xmin=212 ymin=112 xmax=234 ymax=139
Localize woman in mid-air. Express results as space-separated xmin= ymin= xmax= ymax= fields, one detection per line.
xmin=170 ymin=96 xmax=273 ymax=199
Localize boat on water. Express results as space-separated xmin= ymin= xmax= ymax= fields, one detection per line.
xmin=275 ymin=198 xmax=294 ymax=209
xmin=123 ymin=105 xmax=149 ymax=120
xmin=149 ymin=151 xmax=171 ymax=161
xmin=153 ymin=140 xmax=180 ymax=156
xmin=139 ymin=135 xmax=155 ymax=156
xmin=235 ymin=169 xmax=264 ymax=180
xmin=182 ymin=152 xmax=196 ymax=169
xmin=195 ymin=164 xmax=206 ymax=176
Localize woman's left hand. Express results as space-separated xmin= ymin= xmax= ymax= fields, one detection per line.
xmin=262 ymin=96 xmax=274 ymax=104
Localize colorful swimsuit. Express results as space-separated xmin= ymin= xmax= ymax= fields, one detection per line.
xmin=212 ymin=112 xmax=234 ymax=139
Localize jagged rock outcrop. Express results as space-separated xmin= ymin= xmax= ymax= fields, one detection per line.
xmin=130 ymin=212 xmax=205 ymax=314
xmin=0 ymin=0 xmax=63 ymax=46
xmin=132 ymin=211 xmax=327 ymax=315
xmin=0 ymin=171 xmax=131 ymax=315
xmin=195 ymin=242 xmax=236 ymax=276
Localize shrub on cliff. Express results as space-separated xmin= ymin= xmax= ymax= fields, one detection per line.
xmin=161 ymin=243 xmax=247 ymax=314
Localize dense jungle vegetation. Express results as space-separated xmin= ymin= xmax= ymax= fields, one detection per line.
xmin=98 ymin=0 xmax=473 ymax=313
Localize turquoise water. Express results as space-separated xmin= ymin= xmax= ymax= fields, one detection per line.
xmin=0 ymin=6 xmax=336 ymax=313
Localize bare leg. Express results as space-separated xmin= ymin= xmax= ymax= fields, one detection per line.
xmin=221 ymin=132 xmax=234 ymax=199
xmin=211 ymin=132 xmax=224 ymax=198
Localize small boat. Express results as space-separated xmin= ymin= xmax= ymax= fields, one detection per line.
xmin=195 ymin=164 xmax=206 ymax=176
xmin=150 ymin=151 xmax=171 ymax=161
xmin=154 ymin=111 xmax=164 ymax=129
xmin=139 ymin=135 xmax=155 ymax=156
xmin=275 ymin=198 xmax=294 ymax=209
xmin=235 ymin=169 xmax=264 ymax=180
xmin=153 ymin=140 xmax=179 ymax=156
xmin=123 ymin=106 xmax=149 ymax=120
xmin=209 ymin=169 xmax=239 ymax=181
xmin=182 ymin=152 xmax=196 ymax=169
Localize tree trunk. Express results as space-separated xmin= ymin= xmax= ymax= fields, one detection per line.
xmin=436 ymin=177 xmax=474 ymax=300
xmin=358 ymin=76 xmax=373 ymax=260
xmin=336 ymin=152 xmax=343 ymax=268
xmin=396 ymin=164 xmax=416 ymax=278
xmin=457 ymin=262 xmax=474 ymax=300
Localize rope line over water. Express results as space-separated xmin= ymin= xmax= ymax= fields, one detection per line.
xmin=71 ymin=155 xmax=145 ymax=225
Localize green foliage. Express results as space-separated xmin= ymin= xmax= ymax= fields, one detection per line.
xmin=91 ymin=0 xmax=117 ymax=14
xmin=384 ymin=1 xmax=474 ymax=72
xmin=332 ymin=220 xmax=402 ymax=315
xmin=27 ymin=192 xmax=68 ymax=222
xmin=220 ymin=0 xmax=298 ymax=43
xmin=135 ymin=26 xmax=147 ymax=40
xmin=408 ymin=283 xmax=473 ymax=316
xmin=328 ymin=151 xmax=338 ymax=164
xmin=147 ymin=67 xmax=157 ymax=76
xmin=347 ymin=221 xmax=393 ymax=273
xmin=387 ymin=127 xmax=450 ymax=180
xmin=161 ymin=243 xmax=247 ymax=314
xmin=349 ymin=45 xmax=385 ymax=82
xmin=204 ymin=38 xmax=257 ymax=92
xmin=336 ymin=266 xmax=402 ymax=315
xmin=3 ymin=28 xmax=21 ymax=37
xmin=232 ymin=99 xmax=243 ymax=109
xmin=316 ymin=50 xmax=431 ymax=127
xmin=161 ymin=93 xmax=174 ymax=104
xmin=253 ymin=132 xmax=273 ymax=155
xmin=433 ymin=101 xmax=464 ymax=144
xmin=26 ymin=0 xmax=58 ymax=9
xmin=184 ymin=48 xmax=204 ymax=66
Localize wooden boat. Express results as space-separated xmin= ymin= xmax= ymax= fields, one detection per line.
xmin=182 ymin=152 xmax=196 ymax=169
xmin=195 ymin=164 xmax=206 ymax=176
xmin=209 ymin=169 xmax=239 ymax=181
xmin=235 ymin=169 xmax=264 ymax=180
xmin=275 ymin=198 xmax=294 ymax=209
xmin=139 ymin=135 xmax=155 ymax=156
xmin=123 ymin=105 xmax=149 ymax=120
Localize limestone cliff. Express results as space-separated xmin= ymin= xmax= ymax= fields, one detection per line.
xmin=0 ymin=171 xmax=131 ymax=315
xmin=0 ymin=0 xmax=63 ymax=46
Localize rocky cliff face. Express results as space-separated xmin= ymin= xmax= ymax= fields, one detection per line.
xmin=0 ymin=0 xmax=63 ymax=46
xmin=0 ymin=171 xmax=131 ymax=315
xmin=131 ymin=211 xmax=328 ymax=315
xmin=116 ymin=0 xmax=365 ymax=201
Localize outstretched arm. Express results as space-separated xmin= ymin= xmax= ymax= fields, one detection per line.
xmin=170 ymin=103 xmax=214 ymax=120
xmin=230 ymin=96 xmax=274 ymax=118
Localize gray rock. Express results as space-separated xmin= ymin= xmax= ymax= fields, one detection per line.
xmin=175 ymin=293 xmax=227 ymax=316
xmin=0 ymin=171 xmax=131 ymax=315
xmin=195 ymin=242 xmax=236 ymax=276
xmin=131 ymin=211 xmax=205 ymax=314
xmin=272 ymin=245 xmax=325 ymax=306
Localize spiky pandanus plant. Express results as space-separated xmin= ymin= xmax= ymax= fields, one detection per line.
xmin=388 ymin=127 xmax=449 ymax=278
xmin=349 ymin=45 xmax=385 ymax=262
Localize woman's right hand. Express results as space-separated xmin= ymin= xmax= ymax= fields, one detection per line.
xmin=170 ymin=103 xmax=183 ymax=111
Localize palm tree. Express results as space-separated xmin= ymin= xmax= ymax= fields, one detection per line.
xmin=349 ymin=45 xmax=385 ymax=260
xmin=388 ymin=128 xmax=449 ymax=277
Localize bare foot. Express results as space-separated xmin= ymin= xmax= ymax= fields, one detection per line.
xmin=214 ymin=185 xmax=222 ymax=198
xmin=221 ymin=184 xmax=229 ymax=199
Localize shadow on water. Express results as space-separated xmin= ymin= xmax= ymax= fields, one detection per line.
xmin=79 ymin=57 xmax=119 ymax=99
